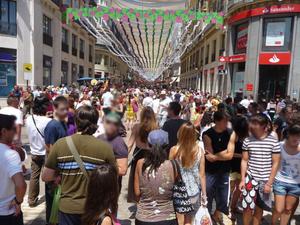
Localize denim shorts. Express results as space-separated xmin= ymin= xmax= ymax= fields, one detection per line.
xmin=273 ymin=180 xmax=300 ymax=197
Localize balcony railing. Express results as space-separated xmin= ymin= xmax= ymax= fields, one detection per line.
xmin=62 ymin=42 xmax=69 ymax=53
xmin=79 ymin=51 xmax=84 ymax=59
xmin=0 ymin=21 xmax=17 ymax=36
xmin=43 ymin=33 xmax=53 ymax=47
xmin=72 ymin=48 xmax=78 ymax=56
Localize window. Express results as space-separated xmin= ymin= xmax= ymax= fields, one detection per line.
xmin=219 ymin=34 xmax=225 ymax=56
xmin=0 ymin=0 xmax=16 ymax=35
xmin=72 ymin=34 xmax=77 ymax=49
xmin=80 ymin=39 xmax=84 ymax=52
xmin=212 ymin=40 xmax=216 ymax=62
xmin=234 ymin=23 xmax=248 ymax=54
xmin=95 ymin=54 xmax=102 ymax=65
xmin=79 ymin=65 xmax=84 ymax=77
xmin=73 ymin=0 xmax=79 ymax=8
xmin=104 ymin=55 xmax=109 ymax=66
xmin=262 ymin=17 xmax=293 ymax=52
xmin=205 ymin=45 xmax=209 ymax=64
xmin=89 ymin=45 xmax=93 ymax=62
xmin=62 ymin=28 xmax=68 ymax=44
xmin=43 ymin=15 xmax=51 ymax=35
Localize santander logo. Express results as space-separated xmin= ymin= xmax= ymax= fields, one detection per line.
xmin=269 ymin=54 xmax=280 ymax=63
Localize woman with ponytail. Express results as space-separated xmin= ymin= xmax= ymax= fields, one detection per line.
xmin=42 ymin=105 xmax=116 ymax=225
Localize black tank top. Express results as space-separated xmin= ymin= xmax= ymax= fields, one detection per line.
xmin=203 ymin=127 xmax=232 ymax=173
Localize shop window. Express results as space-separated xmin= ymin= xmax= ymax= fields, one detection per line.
xmin=234 ymin=23 xmax=248 ymax=54
xmin=262 ymin=17 xmax=293 ymax=52
xmin=43 ymin=15 xmax=51 ymax=35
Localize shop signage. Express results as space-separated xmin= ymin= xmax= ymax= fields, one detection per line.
xmin=23 ymin=63 xmax=32 ymax=72
xmin=246 ymin=83 xmax=253 ymax=91
xmin=228 ymin=54 xmax=246 ymax=63
xmin=266 ymin=22 xmax=285 ymax=47
xmin=259 ymin=52 xmax=291 ymax=65
xmin=219 ymin=56 xmax=229 ymax=62
xmin=236 ymin=24 xmax=248 ymax=51
xmin=228 ymin=4 xmax=300 ymax=24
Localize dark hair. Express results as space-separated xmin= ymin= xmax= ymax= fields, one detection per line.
xmin=7 ymin=96 xmax=18 ymax=105
xmin=250 ymin=113 xmax=270 ymax=128
xmin=0 ymin=114 xmax=16 ymax=136
xmin=169 ymin=101 xmax=181 ymax=116
xmin=32 ymin=94 xmax=50 ymax=116
xmin=53 ymin=96 xmax=68 ymax=108
xmin=82 ymin=164 xmax=119 ymax=225
xmin=75 ymin=106 xmax=99 ymax=135
xmin=236 ymin=104 xmax=247 ymax=115
xmin=201 ymin=111 xmax=213 ymax=127
xmin=287 ymin=124 xmax=300 ymax=136
xmin=225 ymin=97 xmax=233 ymax=105
xmin=142 ymin=144 xmax=168 ymax=178
xmin=139 ymin=107 xmax=157 ymax=143
xmin=213 ymin=110 xmax=230 ymax=122
xmin=233 ymin=116 xmax=249 ymax=140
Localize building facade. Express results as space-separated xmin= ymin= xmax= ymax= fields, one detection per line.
xmin=226 ymin=0 xmax=300 ymax=101
xmin=0 ymin=0 xmax=96 ymax=96
xmin=180 ymin=0 xmax=228 ymax=96
xmin=94 ymin=44 xmax=129 ymax=83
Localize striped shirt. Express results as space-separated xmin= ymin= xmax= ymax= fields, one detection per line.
xmin=243 ymin=135 xmax=280 ymax=181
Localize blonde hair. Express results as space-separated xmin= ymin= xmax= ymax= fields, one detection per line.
xmin=177 ymin=122 xmax=198 ymax=168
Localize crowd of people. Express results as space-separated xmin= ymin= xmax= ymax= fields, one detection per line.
xmin=0 ymin=82 xmax=299 ymax=225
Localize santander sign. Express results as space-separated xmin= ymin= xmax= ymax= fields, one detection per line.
xmin=269 ymin=54 xmax=280 ymax=64
xmin=259 ymin=52 xmax=291 ymax=65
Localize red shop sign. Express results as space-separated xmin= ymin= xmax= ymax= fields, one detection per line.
xmin=228 ymin=54 xmax=246 ymax=63
xmin=219 ymin=56 xmax=229 ymax=62
xmin=246 ymin=83 xmax=254 ymax=91
xmin=228 ymin=4 xmax=300 ymax=24
xmin=259 ymin=52 xmax=291 ymax=65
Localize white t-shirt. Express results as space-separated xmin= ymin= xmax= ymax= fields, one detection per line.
xmin=101 ymin=92 xmax=114 ymax=108
xmin=0 ymin=106 xmax=23 ymax=125
xmin=0 ymin=144 xmax=22 ymax=215
xmin=152 ymin=99 xmax=160 ymax=114
xmin=158 ymin=97 xmax=172 ymax=116
xmin=26 ymin=115 xmax=52 ymax=155
xmin=142 ymin=97 xmax=153 ymax=108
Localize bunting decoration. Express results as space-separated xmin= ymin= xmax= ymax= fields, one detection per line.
xmin=67 ymin=5 xmax=224 ymax=80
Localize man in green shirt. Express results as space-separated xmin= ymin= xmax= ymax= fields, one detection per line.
xmin=42 ymin=105 xmax=116 ymax=225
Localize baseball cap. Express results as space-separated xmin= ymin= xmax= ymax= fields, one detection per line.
xmin=105 ymin=112 xmax=121 ymax=125
xmin=148 ymin=129 xmax=169 ymax=146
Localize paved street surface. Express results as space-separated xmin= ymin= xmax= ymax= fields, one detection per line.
xmin=20 ymin=126 xmax=300 ymax=225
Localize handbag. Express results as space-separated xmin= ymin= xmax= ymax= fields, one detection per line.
xmin=49 ymin=185 xmax=61 ymax=224
xmin=171 ymin=160 xmax=194 ymax=214
xmin=66 ymin=136 xmax=89 ymax=179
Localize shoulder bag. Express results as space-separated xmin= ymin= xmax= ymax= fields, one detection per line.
xmin=66 ymin=136 xmax=89 ymax=179
xmin=171 ymin=159 xmax=194 ymax=214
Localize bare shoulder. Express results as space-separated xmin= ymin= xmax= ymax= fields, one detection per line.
xmin=169 ymin=146 xmax=178 ymax=159
xmin=101 ymin=216 xmax=112 ymax=225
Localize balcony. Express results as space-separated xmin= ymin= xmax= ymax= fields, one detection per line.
xmin=0 ymin=21 xmax=17 ymax=36
xmin=62 ymin=42 xmax=69 ymax=53
xmin=72 ymin=48 xmax=77 ymax=56
xmin=43 ymin=33 xmax=53 ymax=47
xmin=89 ymin=55 xmax=93 ymax=62
xmin=79 ymin=51 xmax=84 ymax=59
